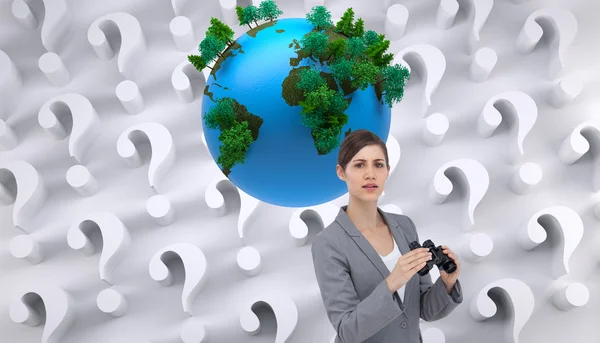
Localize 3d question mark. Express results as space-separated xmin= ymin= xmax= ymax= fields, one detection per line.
xmin=9 ymin=284 xmax=76 ymax=343
xmin=477 ymin=91 xmax=538 ymax=165
xmin=393 ymin=44 xmax=446 ymax=117
xmin=11 ymin=0 xmax=72 ymax=53
xmin=204 ymin=172 xmax=261 ymax=245
xmin=0 ymin=49 xmax=23 ymax=126
xmin=37 ymin=92 xmax=102 ymax=162
xmin=470 ymin=278 xmax=534 ymax=343
xmin=117 ymin=122 xmax=176 ymax=193
xmin=240 ymin=290 xmax=298 ymax=343
xmin=66 ymin=211 xmax=132 ymax=285
xmin=516 ymin=205 xmax=583 ymax=279
xmin=516 ymin=7 xmax=578 ymax=80
xmin=205 ymin=173 xmax=262 ymax=275
xmin=149 ymin=242 xmax=208 ymax=316
xmin=37 ymin=93 xmax=102 ymax=170
xmin=87 ymin=12 xmax=147 ymax=81
xmin=436 ymin=0 xmax=494 ymax=54
xmin=0 ymin=160 xmax=47 ymax=232
xmin=430 ymin=158 xmax=490 ymax=230
xmin=171 ymin=59 xmax=210 ymax=103
xmin=558 ymin=119 xmax=600 ymax=192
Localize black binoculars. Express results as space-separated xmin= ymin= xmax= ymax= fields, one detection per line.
xmin=409 ymin=239 xmax=457 ymax=276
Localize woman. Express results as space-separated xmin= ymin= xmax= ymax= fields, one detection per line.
xmin=311 ymin=129 xmax=463 ymax=343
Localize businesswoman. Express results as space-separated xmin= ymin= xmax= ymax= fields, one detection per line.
xmin=311 ymin=129 xmax=463 ymax=343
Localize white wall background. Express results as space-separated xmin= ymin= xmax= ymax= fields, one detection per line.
xmin=1 ymin=0 xmax=599 ymax=342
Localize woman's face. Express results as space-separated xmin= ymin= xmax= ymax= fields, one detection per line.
xmin=336 ymin=144 xmax=390 ymax=203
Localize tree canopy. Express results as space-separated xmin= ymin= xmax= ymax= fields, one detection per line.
xmin=217 ymin=120 xmax=253 ymax=174
xmin=380 ymin=64 xmax=410 ymax=108
xmin=297 ymin=67 xmax=326 ymax=93
xmin=259 ymin=0 xmax=283 ymax=21
xmin=242 ymin=5 xmax=260 ymax=27
xmin=306 ymin=5 xmax=333 ymax=30
xmin=199 ymin=35 xmax=226 ymax=63
xmin=336 ymin=8 xmax=355 ymax=36
xmin=300 ymin=32 xmax=329 ymax=59
xmin=207 ymin=17 xmax=234 ymax=45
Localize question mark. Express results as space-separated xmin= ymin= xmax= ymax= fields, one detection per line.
xmin=38 ymin=93 xmax=102 ymax=164
xmin=149 ymin=243 xmax=208 ymax=316
xmin=67 ymin=211 xmax=132 ymax=285
xmin=516 ymin=205 xmax=583 ymax=279
xmin=87 ymin=12 xmax=147 ymax=81
xmin=240 ymin=290 xmax=298 ymax=343
xmin=435 ymin=0 xmax=494 ymax=54
xmin=117 ymin=122 xmax=176 ymax=194
xmin=430 ymin=158 xmax=490 ymax=230
xmin=9 ymin=284 xmax=76 ymax=343
xmin=205 ymin=173 xmax=262 ymax=275
xmin=37 ymin=93 xmax=102 ymax=196
xmin=171 ymin=58 xmax=210 ymax=104
xmin=558 ymin=119 xmax=600 ymax=192
xmin=0 ymin=160 xmax=47 ymax=232
xmin=470 ymin=278 xmax=534 ymax=343
xmin=11 ymin=0 xmax=72 ymax=53
xmin=393 ymin=44 xmax=446 ymax=117
xmin=0 ymin=49 xmax=23 ymax=123
xmin=477 ymin=91 xmax=538 ymax=165
xmin=516 ymin=7 xmax=578 ymax=80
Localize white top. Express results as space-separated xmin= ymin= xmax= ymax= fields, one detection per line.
xmin=378 ymin=235 xmax=405 ymax=303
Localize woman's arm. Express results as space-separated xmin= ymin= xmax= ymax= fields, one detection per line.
xmin=405 ymin=216 xmax=463 ymax=322
xmin=311 ymin=234 xmax=403 ymax=343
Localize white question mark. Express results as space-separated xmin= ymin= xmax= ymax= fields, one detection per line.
xmin=171 ymin=58 xmax=210 ymax=104
xmin=476 ymin=91 xmax=539 ymax=165
xmin=516 ymin=205 xmax=584 ymax=279
xmin=436 ymin=0 xmax=494 ymax=54
xmin=87 ymin=12 xmax=147 ymax=81
xmin=117 ymin=122 xmax=176 ymax=194
xmin=149 ymin=243 xmax=208 ymax=316
xmin=204 ymin=172 xmax=262 ymax=275
xmin=0 ymin=160 xmax=47 ymax=232
xmin=38 ymin=93 xmax=102 ymax=164
xmin=393 ymin=44 xmax=446 ymax=117
xmin=240 ymin=290 xmax=298 ymax=343
xmin=10 ymin=284 xmax=76 ymax=343
xmin=430 ymin=158 xmax=490 ymax=230
xmin=516 ymin=7 xmax=578 ymax=80
xmin=558 ymin=119 xmax=600 ymax=192
xmin=0 ymin=49 xmax=23 ymax=124
xmin=11 ymin=0 xmax=72 ymax=53
xmin=470 ymin=278 xmax=534 ymax=343
xmin=67 ymin=211 xmax=132 ymax=285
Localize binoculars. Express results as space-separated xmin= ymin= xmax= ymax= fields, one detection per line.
xmin=409 ymin=239 xmax=457 ymax=276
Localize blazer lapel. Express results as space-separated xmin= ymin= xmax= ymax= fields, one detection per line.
xmin=335 ymin=205 xmax=419 ymax=310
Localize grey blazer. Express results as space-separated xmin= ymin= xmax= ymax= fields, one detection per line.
xmin=311 ymin=205 xmax=463 ymax=343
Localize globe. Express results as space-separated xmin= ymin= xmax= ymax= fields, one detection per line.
xmin=202 ymin=17 xmax=392 ymax=208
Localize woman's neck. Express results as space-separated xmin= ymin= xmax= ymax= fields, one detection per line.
xmin=345 ymin=198 xmax=381 ymax=234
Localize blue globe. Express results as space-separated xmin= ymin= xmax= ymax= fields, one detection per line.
xmin=202 ymin=17 xmax=391 ymax=207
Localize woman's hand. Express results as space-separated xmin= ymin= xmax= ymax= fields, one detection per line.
xmin=439 ymin=245 xmax=460 ymax=293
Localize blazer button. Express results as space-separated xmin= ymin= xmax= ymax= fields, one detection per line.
xmin=400 ymin=322 xmax=407 ymax=328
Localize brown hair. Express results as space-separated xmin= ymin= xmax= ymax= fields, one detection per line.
xmin=337 ymin=129 xmax=389 ymax=171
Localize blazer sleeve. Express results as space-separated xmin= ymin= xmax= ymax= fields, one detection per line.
xmin=311 ymin=233 xmax=403 ymax=343
xmin=405 ymin=216 xmax=464 ymax=322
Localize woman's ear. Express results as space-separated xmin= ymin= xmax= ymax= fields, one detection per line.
xmin=336 ymin=164 xmax=345 ymax=180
